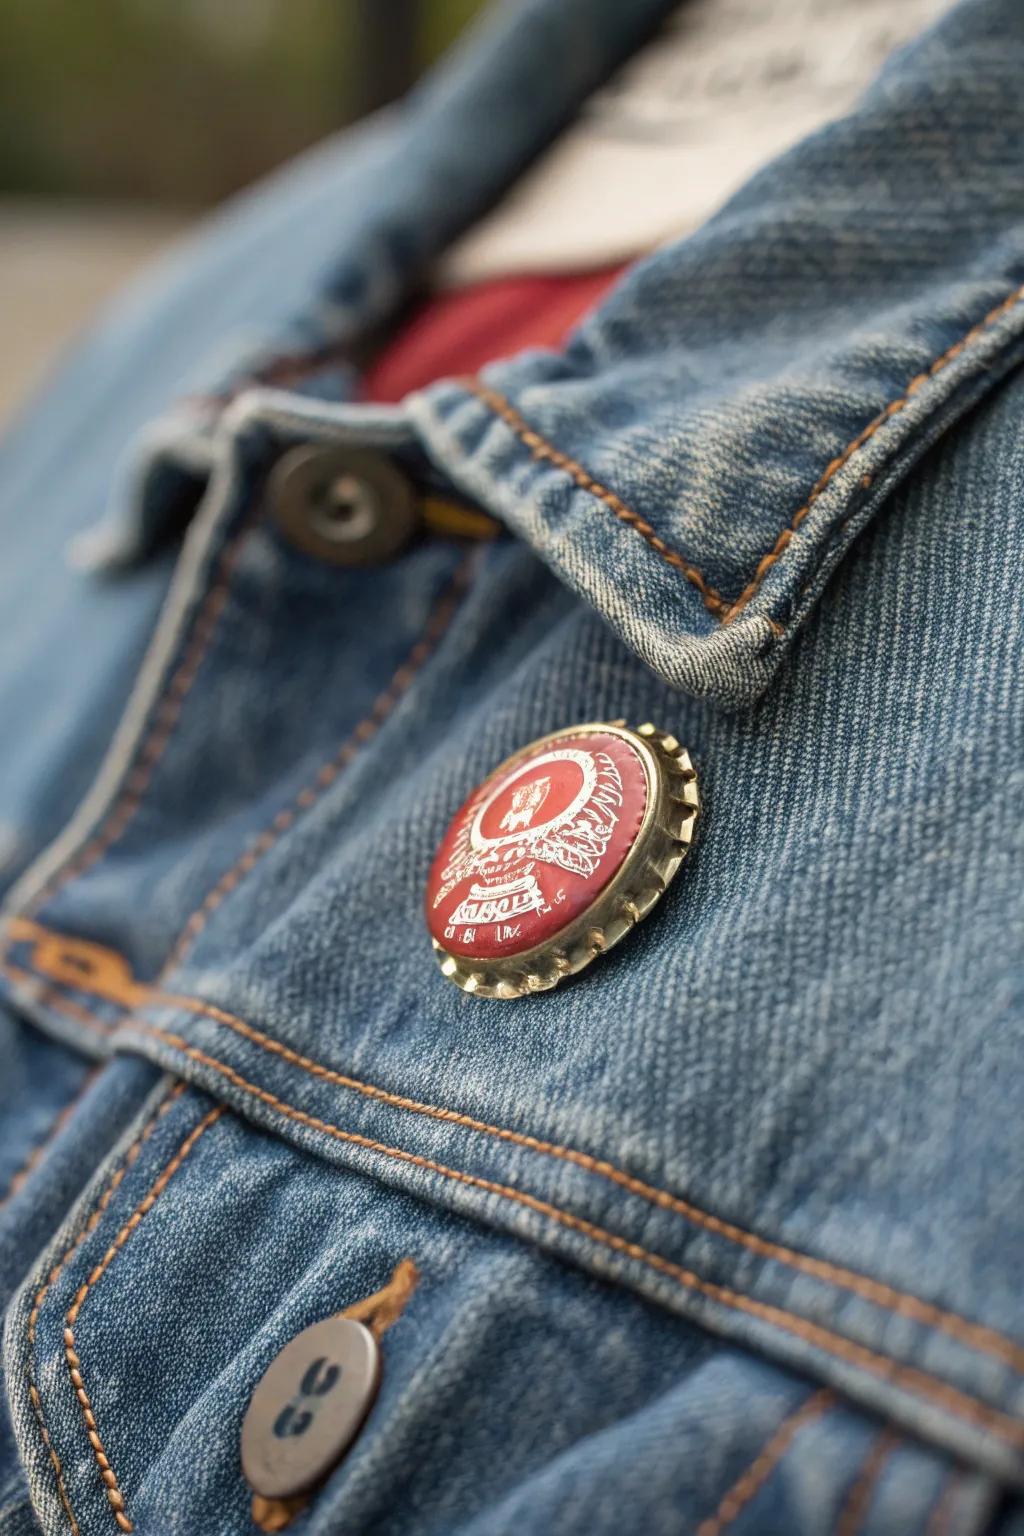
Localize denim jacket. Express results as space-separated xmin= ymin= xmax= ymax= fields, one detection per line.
xmin=1 ymin=1 xmax=1023 ymax=1532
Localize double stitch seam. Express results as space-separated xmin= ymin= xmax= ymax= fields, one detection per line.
xmin=8 ymin=972 xmax=1024 ymax=1455
xmin=156 ymin=549 xmax=478 ymax=978
xmin=24 ymin=1084 xmax=186 ymax=1536
xmin=0 ymin=1069 xmax=99 ymax=1213
xmin=833 ymin=1426 xmax=900 ymax=1536
xmin=924 ymin=1472 xmax=963 ymax=1536
xmin=62 ymin=1105 xmax=224 ymax=1532
xmin=722 ymin=280 xmax=1024 ymax=623
xmin=16 ymin=518 xmax=256 ymax=925
xmin=695 ymin=1388 xmax=834 ymax=1536
xmin=5 ymin=927 xmax=1024 ymax=1382
xmin=148 ymin=985 xmax=1024 ymax=1376
xmin=2 ymin=959 xmax=116 ymax=1039
xmin=467 ymin=279 xmax=1024 ymax=628
xmin=128 ymin=1018 xmax=1024 ymax=1452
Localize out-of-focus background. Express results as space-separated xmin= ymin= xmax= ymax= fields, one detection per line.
xmin=0 ymin=0 xmax=486 ymax=423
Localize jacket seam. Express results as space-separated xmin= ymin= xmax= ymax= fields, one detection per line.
xmin=924 ymin=1471 xmax=962 ymax=1536
xmin=150 ymin=985 xmax=1024 ymax=1374
xmin=8 ymin=972 xmax=1024 ymax=1451
xmin=833 ymin=1426 xmax=900 ymax=1536
xmin=4 ymin=929 xmax=1024 ymax=1381
xmin=128 ymin=1017 xmax=1024 ymax=1449
xmin=24 ymin=1084 xmax=186 ymax=1536
xmin=156 ymin=550 xmax=477 ymax=978
xmin=0 ymin=1069 xmax=99 ymax=1214
xmin=695 ymin=1387 xmax=835 ymax=1536
xmin=15 ymin=519 xmax=256 ymax=924
xmin=62 ymin=1105 xmax=223 ymax=1532
xmin=1 ymin=961 xmax=115 ymax=1038
xmin=723 ymin=280 xmax=1024 ymax=623
xmin=463 ymin=380 xmax=731 ymax=618
xmin=467 ymin=279 xmax=1024 ymax=628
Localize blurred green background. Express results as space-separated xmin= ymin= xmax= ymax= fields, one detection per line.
xmin=0 ymin=0 xmax=487 ymax=419
xmin=0 ymin=0 xmax=486 ymax=204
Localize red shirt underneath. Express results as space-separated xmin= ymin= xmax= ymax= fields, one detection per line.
xmin=359 ymin=266 xmax=626 ymax=404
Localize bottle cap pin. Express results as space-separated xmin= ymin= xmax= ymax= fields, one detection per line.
xmin=425 ymin=722 xmax=699 ymax=998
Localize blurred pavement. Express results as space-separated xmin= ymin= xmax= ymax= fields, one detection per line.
xmin=0 ymin=202 xmax=191 ymax=426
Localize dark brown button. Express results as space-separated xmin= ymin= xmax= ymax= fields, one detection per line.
xmin=269 ymin=444 xmax=417 ymax=566
xmin=241 ymin=1317 xmax=381 ymax=1499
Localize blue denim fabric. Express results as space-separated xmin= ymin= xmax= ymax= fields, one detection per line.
xmin=1 ymin=0 xmax=1023 ymax=1532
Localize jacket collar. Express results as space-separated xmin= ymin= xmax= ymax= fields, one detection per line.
xmin=120 ymin=0 xmax=1024 ymax=706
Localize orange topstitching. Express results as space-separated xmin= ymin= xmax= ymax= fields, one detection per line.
xmin=0 ymin=1067 xmax=98 ymax=1213
xmin=1 ymin=955 xmax=115 ymax=1039
xmin=695 ymin=1388 xmax=834 ymax=1536
xmin=157 ymin=550 xmax=477 ymax=977
xmin=467 ymin=280 xmax=1024 ymax=626
xmin=5 ymin=916 xmax=1024 ymax=1382
xmin=833 ymin=1426 xmax=900 ymax=1536
xmin=464 ymin=380 xmax=730 ymax=618
xmin=924 ymin=1472 xmax=963 ymax=1536
xmin=721 ymin=281 xmax=1024 ymax=623
xmin=8 ymin=966 xmax=1024 ymax=1454
xmin=62 ymin=1104 xmax=224 ymax=1532
xmin=24 ymin=1083 xmax=186 ymax=1536
xmin=152 ymin=985 xmax=1024 ymax=1376
xmin=128 ymin=1017 xmax=1024 ymax=1451
xmin=18 ymin=517 xmax=257 ymax=924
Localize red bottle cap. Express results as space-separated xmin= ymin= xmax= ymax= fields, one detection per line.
xmin=426 ymin=722 xmax=699 ymax=998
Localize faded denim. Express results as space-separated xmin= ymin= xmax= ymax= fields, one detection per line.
xmin=1 ymin=0 xmax=1023 ymax=1532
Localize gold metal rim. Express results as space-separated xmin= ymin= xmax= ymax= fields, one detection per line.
xmin=430 ymin=721 xmax=700 ymax=999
